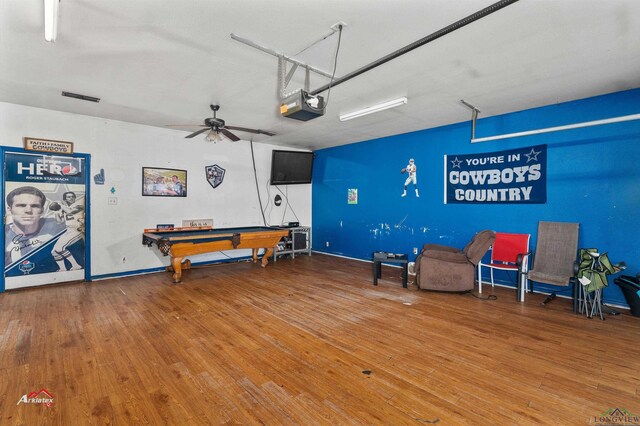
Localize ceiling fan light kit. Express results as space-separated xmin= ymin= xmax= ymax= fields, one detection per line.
xmin=44 ymin=0 xmax=59 ymax=42
xmin=339 ymin=97 xmax=408 ymax=122
xmin=205 ymin=130 xmax=224 ymax=143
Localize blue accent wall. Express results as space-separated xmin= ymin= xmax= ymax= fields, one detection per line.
xmin=312 ymin=89 xmax=640 ymax=307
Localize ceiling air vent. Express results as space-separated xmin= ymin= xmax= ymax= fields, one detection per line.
xmin=61 ymin=91 xmax=100 ymax=103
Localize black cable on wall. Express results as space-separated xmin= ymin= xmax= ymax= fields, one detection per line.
xmin=249 ymin=140 xmax=268 ymax=226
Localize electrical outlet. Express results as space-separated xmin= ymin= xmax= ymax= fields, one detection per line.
xmin=108 ymin=197 xmax=117 ymax=205
xmin=413 ymin=247 xmax=418 ymax=255
xmin=325 ymin=241 xmax=330 ymax=247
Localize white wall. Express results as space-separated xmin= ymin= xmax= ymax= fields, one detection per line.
xmin=0 ymin=102 xmax=311 ymax=279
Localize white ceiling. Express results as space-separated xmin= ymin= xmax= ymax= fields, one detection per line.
xmin=1 ymin=0 xmax=639 ymax=150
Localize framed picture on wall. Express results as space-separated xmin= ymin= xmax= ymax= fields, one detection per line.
xmin=142 ymin=167 xmax=187 ymax=197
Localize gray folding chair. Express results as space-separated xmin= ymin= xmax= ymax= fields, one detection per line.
xmin=521 ymin=221 xmax=580 ymax=309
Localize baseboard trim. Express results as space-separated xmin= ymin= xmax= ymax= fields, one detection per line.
xmin=91 ymin=256 xmax=255 ymax=282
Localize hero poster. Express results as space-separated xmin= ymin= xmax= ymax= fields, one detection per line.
xmin=4 ymin=152 xmax=86 ymax=283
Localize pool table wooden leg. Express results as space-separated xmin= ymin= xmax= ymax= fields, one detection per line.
xmin=167 ymin=257 xmax=191 ymax=283
xmin=261 ymin=248 xmax=273 ymax=267
xmin=252 ymin=248 xmax=258 ymax=263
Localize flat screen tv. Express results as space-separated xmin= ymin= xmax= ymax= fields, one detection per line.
xmin=270 ymin=150 xmax=314 ymax=185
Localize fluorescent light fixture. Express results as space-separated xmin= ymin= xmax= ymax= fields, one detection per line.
xmin=339 ymin=97 xmax=408 ymax=121
xmin=44 ymin=0 xmax=60 ymax=42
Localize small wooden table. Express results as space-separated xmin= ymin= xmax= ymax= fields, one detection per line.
xmin=372 ymin=252 xmax=408 ymax=288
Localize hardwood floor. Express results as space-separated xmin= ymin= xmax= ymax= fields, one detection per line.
xmin=1 ymin=254 xmax=639 ymax=425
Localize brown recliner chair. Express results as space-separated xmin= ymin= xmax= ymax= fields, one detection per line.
xmin=415 ymin=230 xmax=496 ymax=292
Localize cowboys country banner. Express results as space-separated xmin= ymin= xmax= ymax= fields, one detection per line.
xmin=444 ymin=144 xmax=547 ymax=204
xmin=4 ymin=152 xmax=86 ymax=277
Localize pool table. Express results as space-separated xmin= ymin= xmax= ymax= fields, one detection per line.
xmin=142 ymin=226 xmax=289 ymax=283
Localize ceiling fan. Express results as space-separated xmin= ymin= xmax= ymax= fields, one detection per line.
xmin=167 ymin=104 xmax=275 ymax=142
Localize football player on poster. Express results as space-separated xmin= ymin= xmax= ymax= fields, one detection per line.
xmin=4 ymin=186 xmax=65 ymax=266
xmin=401 ymin=158 xmax=419 ymax=197
xmin=50 ymin=191 xmax=85 ymax=271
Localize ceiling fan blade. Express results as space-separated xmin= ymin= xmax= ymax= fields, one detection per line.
xmin=220 ymin=128 xmax=240 ymax=142
xmin=166 ymin=124 xmax=207 ymax=128
xmin=226 ymin=125 xmax=276 ymax=137
xmin=185 ymin=128 xmax=210 ymax=138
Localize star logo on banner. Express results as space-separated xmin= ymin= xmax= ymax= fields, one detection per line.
xmin=450 ymin=157 xmax=462 ymax=169
xmin=525 ymin=148 xmax=541 ymax=162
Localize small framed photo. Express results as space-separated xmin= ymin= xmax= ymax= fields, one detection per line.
xmin=348 ymin=188 xmax=358 ymax=204
xmin=142 ymin=167 xmax=187 ymax=197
